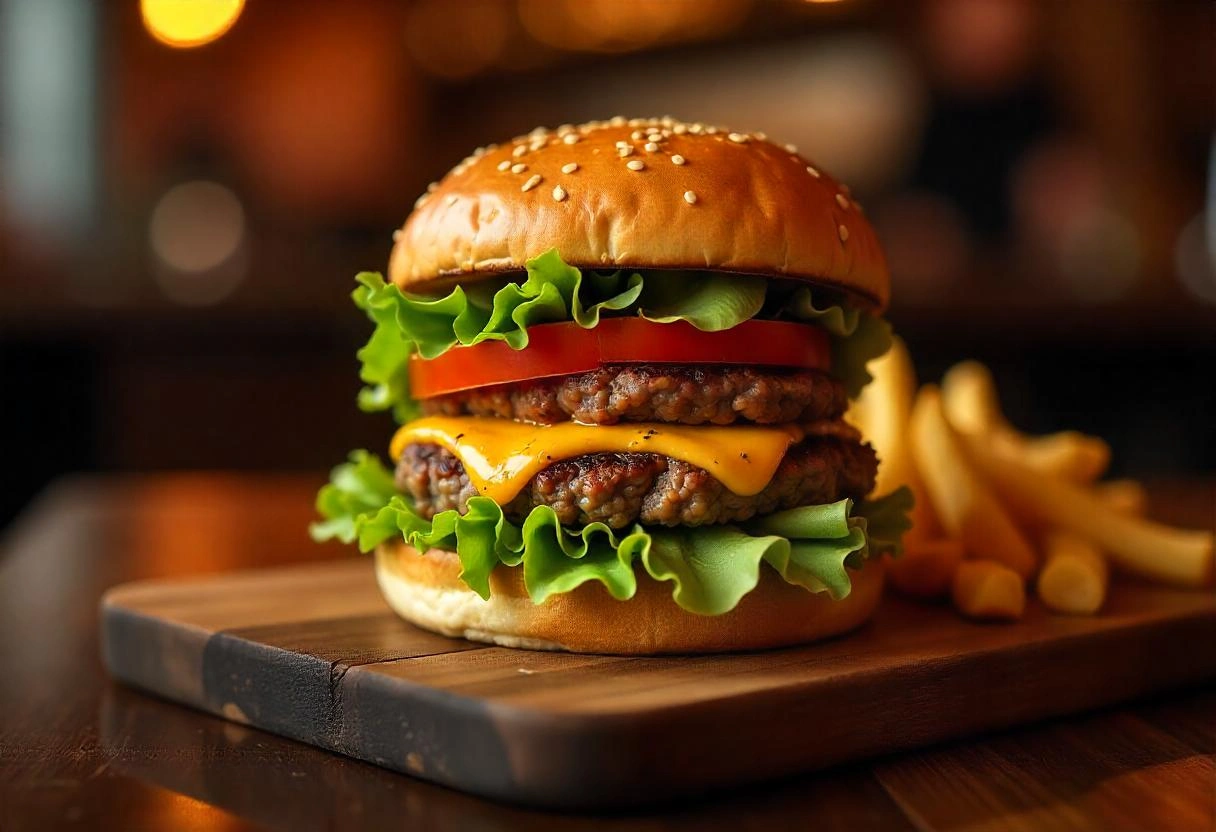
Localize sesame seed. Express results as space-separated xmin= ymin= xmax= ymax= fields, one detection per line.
xmin=561 ymin=162 xmax=579 ymax=174
xmin=556 ymin=124 xmax=574 ymax=135
xmin=497 ymin=160 xmax=511 ymax=171
xmin=626 ymin=160 xmax=645 ymax=171
xmin=615 ymin=140 xmax=629 ymax=148
xmin=426 ymin=181 xmax=439 ymax=192
xmin=835 ymin=193 xmax=849 ymax=209
xmin=706 ymin=126 xmax=719 ymax=135
xmin=784 ymin=143 xmax=798 ymax=153
xmin=513 ymin=145 xmax=527 ymax=158
xmin=529 ymin=141 xmax=545 ymax=152
xmin=609 ymin=115 xmax=626 ymax=126
xmin=644 ymin=142 xmax=659 ymax=152
xmin=728 ymin=132 xmax=749 ymax=144
xmin=563 ymin=134 xmax=579 ymax=145
xmin=552 ymin=185 xmax=567 ymax=202
xmin=683 ymin=190 xmax=697 ymax=204
xmin=631 ymin=130 xmax=644 ymax=140
xmin=529 ymin=126 xmax=548 ymax=138
xmin=521 ymin=174 xmax=542 ymax=192
xmin=754 ymin=131 xmax=767 ymax=141
xmin=806 ymin=166 xmax=820 ymax=178
xmin=414 ymin=194 xmax=429 ymax=209
xmin=838 ymin=224 xmax=849 ymax=242
xmin=446 ymin=195 xmax=458 ymax=206
xmin=673 ymin=124 xmax=688 ymax=135
xmin=671 ymin=154 xmax=686 ymax=165
xmin=618 ymin=146 xmax=635 ymax=157
xmin=627 ymin=117 xmax=645 ymax=127
xmin=690 ymin=123 xmax=705 ymax=134
xmin=392 ymin=229 xmax=402 ymax=242
xmin=511 ymin=163 xmax=527 ymax=174
xmin=647 ymin=132 xmax=662 ymax=142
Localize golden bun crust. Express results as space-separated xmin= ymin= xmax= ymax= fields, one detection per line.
xmin=390 ymin=118 xmax=890 ymax=309
xmin=374 ymin=540 xmax=885 ymax=655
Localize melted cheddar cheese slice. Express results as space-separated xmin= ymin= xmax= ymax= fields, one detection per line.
xmin=389 ymin=416 xmax=807 ymax=504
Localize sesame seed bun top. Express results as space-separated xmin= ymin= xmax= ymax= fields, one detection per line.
xmin=389 ymin=117 xmax=891 ymax=310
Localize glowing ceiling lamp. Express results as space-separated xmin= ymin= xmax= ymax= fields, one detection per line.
xmin=141 ymin=0 xmax=244 ymax=49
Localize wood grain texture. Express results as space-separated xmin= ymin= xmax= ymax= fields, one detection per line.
xmin=875 ymin=699 xmax=1216 ymax=832
xmin=102 ymin=556 xmax=1216 ymax=809
xmin=3 ymin=474 xmax=1213 ymax=830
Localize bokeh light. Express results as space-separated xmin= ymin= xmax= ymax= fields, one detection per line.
xmin=141 ymin=0 xmax=244 ymax=49
xmin=1175 ymin=213 xmax=1216 ymax=305
xmin=148 ymin=180 xmax=247 ymax=305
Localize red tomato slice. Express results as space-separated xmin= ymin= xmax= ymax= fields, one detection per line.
xmin=408 ymin=318 xmax=830 ymax=399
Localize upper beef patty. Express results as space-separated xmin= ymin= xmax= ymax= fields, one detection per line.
xmin=396 ymin=434 xmax=877 ymax=529
xmin=420 ymin=364 xmax=846 ymax=426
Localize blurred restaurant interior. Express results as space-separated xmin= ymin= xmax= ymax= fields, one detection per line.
xmin=1 ymin=0 xmax=1213 ymax=528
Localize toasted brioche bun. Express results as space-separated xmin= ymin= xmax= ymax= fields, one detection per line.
xmin=390 ymin=118 xmax=889 ymax=309
xmin=374 ymin=540 xmax=884 ymax=655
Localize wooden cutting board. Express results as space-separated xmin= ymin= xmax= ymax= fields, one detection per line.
xmin=101 ymin=558 xmax=1216 ymax=810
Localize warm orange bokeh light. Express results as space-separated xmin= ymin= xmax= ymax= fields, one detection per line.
xmin=141 ymin=0 xmax=244 ymax=48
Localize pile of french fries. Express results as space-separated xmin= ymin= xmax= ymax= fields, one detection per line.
xmin=849 ymin=339 xmax=1214 ymax=621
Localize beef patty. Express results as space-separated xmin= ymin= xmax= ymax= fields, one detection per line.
xmin=396 ymin=436 xmax=877 ymax=529
xmin=420 ymin=364 xmax=846 ymax=426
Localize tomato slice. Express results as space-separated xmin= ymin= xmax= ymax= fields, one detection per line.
xmin=409 ymin=318 xmax=830 ymax=399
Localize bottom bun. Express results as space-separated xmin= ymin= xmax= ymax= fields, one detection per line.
xmin=374 ymin=540 xmax=884 ymax=655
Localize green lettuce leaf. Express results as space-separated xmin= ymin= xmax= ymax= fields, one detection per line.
xmin=311 ymin=453 xmax=911 ymax=616
xmin=638 ymin=272 xmax=768 ymax=331
xmin=855 ymin=487 xmax=916 ymax=559
xmin=351 ymin=249 xmax=890 ymax=422
xmin=768 ymin=284 xmax=893 ymax=398
xmin=311 ymin=450 xmax=398 ymax=543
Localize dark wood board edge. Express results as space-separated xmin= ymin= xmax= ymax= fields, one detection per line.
xmin=339 ymin=605 xmax=1216 ymax=810
xmin=101 ymin=598 xmax=494 ymax=778
xmin=102 ymin=598 xmax=345 ymax=748
xmin=101 ymin=604 xmax=211 ymax=711
xmin=100 ymin=581 xmax=1216 ymax=812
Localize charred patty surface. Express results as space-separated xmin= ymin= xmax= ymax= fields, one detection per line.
xmin=420 ymin=364 xmax=846 ymax=426
xmin=396 ymin=437 xmax=877 ymax=529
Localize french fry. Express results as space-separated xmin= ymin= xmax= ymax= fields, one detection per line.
xmin=849 ymin=336 xmax=940 ymax=539
xmin=952 ymin=560 xmax=1026 ymax=621
xmin=1011 ymin=432 xmax=1111 ymax=484
xmin=1038 ymin=532 xmax=1108 ymax=615
xmin=910 ymin=387 xmax=1038 ymax=579
xmin=852 ymin=336 xmax=916 ymax=497
xmin=940 ymin=361 xmax=1005 ymax=434
xmin=1094 ymin=479 xmax=1148 ymax=517
xmin=942 ymin=361 xmax=1110 ymax=484
xmin=887 ymin=538 xmax=965 ymax=599
xmin=960 ymin=434 xmax=1214 ymax=588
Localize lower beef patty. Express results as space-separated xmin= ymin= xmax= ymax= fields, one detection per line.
xmin=421 ymin=365 xmax=846 ymax=426
xmin=396 ymin=437 xmax=877 ymax=529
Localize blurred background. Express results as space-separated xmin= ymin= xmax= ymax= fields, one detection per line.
xmin=2 ymin=0 xmax=1213 ymax=527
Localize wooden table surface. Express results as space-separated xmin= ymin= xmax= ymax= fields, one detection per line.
xmin=1 ymin=475 xmax=1212 ymax=832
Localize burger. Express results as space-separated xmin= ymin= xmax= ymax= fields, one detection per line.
xmin=313 ymin=117 xmax=910 ymax=654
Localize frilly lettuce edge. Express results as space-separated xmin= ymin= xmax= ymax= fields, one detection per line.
xmin=312 ymin=450 xmax=912 ymax=617
xmin=352 ymin=249 xmax=892 ymax=422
